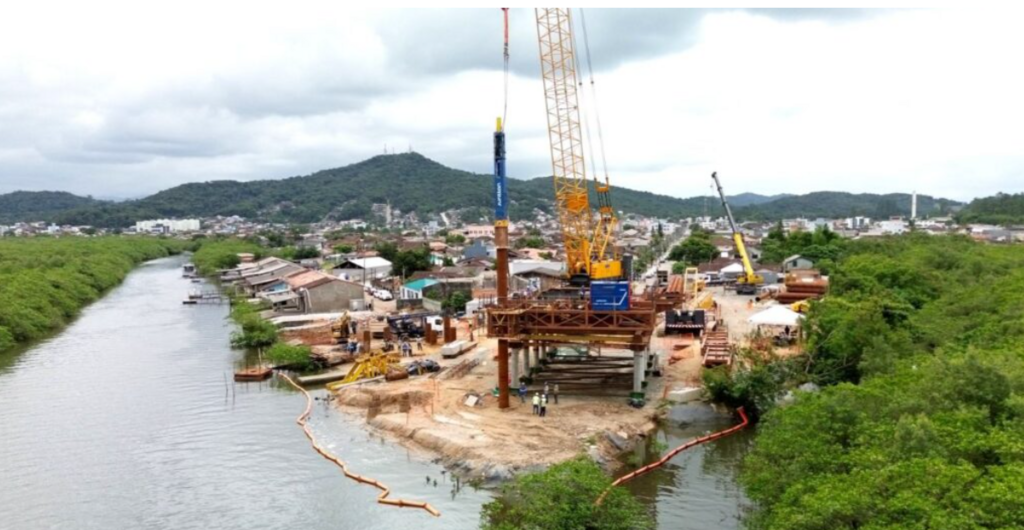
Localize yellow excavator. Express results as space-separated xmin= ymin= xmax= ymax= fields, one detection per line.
xmin=535 ymin=8 xmax=621 ymax=285
xmin=330 ymin=311 xmax=351 ymax=345
xmin=711 ymin=172 xmax=763 ymax=295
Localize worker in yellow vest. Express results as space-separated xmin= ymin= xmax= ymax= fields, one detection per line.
xmin=532 ymin=392 xmax=540 ymax=415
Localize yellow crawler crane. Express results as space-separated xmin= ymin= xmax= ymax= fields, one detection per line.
xmin=326 ymin=351 xmax=400 ymax=390
xmin=535 ymin=8 xmax=621 ymax=285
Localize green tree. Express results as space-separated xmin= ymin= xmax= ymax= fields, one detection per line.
xmin=229 ymin=301 xmax=278 ymax=348
xmin=292 ymin=246 xmax=321 ymax=260
xmin=668 ymin=233 xmax=717 ymax=266
xmin=735 ymin=235 xmax=1024 ymax=529
xmin=441 ymin=291 xmax=469 ymax=313
xmin=265 ymin=342 xmax=313 ymax=371
xmin=333 ymin=244 xmax=354 ymax=254
xmin=374 ymin=241 xmax=399 ymax=263
xmin=391 ymin=246 xmax=432 ymax=278
xmin=0 ymin=237 xmax=186 ymax=352
xmin=514 ymin=236 xmax=546 ymax=249
xmin=481 ymin=457 xmax=654 ymax=530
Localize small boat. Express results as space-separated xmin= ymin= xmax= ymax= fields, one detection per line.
xmin=234 ymin=366 xmax=273 ymax=382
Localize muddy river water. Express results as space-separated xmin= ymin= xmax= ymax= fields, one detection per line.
xmin=0 ymin=255 xmax=749 ymax=529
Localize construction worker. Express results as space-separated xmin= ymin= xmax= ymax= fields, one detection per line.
xmin=553 ymin=383 xmax=559 ymax=405
xmin=532 ymin=392 xmax=540 ymax=415
xmin=519 ymin=382 xmax=527 ymax=403
xmin=540 ymin=393 xmax=548 ymax=417
xmin=543 ymin=381 xmax=550 ymax=397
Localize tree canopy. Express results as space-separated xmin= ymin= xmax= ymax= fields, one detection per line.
xmin=0 ymin=237 xmax=186 ymax=352
xmin=668 ymin=230 xmax=717 ymax=266
xmin=737 ymin=234 xmax=1024 ymax=529
xmin=957 ymin=192 xmax=1024 ymax=226
xmin=480 ymin=457 xmax=654 ymax=530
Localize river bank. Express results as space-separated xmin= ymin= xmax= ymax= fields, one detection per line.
xmin=0 ymin=236 xmax=187 ymax=354
xmin=0 ymin=256 xmax=491 ymax=529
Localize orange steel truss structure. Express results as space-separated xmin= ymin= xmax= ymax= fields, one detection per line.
xmin=486 ymin=278 xmax=687 ymax=350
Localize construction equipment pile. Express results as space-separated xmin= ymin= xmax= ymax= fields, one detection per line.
xmin=701 ymin=330 xmax=732 ymax=367
xmin=774 ymin=270 xmax=829 ymax=304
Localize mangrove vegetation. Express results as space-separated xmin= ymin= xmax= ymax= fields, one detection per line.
xmin=0 ymin=237 xmax=186 ymax=353
xmin=722 ymin=234 xmax=1024 ymax=529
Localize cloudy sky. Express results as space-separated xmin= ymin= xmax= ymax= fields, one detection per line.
xmin=1 ymin=5 xmax=1022 ymax=201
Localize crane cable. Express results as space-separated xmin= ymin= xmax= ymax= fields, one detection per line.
xmin=569 ymin=10 xmax=599 ymax=183
xmin=579 ymin=9 xmax=610 ymax=185
xmin=502 ymin=7 xmax=510 ymax=130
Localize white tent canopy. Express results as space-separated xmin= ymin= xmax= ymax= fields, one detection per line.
xmin=748 ymin=305 xmax=804 ymax=327
xmin=720 ymin=262 xmax=744 ymax=274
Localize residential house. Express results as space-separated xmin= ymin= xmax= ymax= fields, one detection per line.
xmin=287 ymin=270 xmax=364 ymax=313
xmin=782 ymin=254 xmax=815 ymax=272
xmin=510 ymin=260 xmax=566 ymax=293
xmin=401 ymin=278 xmax=439 ymax=300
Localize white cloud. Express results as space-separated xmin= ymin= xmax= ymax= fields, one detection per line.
xmin=0 ymin=5 xmax=1021 ymax=201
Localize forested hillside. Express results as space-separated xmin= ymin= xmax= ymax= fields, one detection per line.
xmin=0 ymin=191 xmax=103 ymax=223
xmin=957 ymin=192 xmax=1024 ymax=225
xmin=3 ymin=153 xmax=965 ymax=226
xmin=0 ymin=237 xmax=186 ymax=352
xmin=739 ymin=191 xmax=961 ymax=220
xmin=726 ymin=235 xmax=1024 ymax=529
xmin=44 ymin=154 xmax=709 ymax=226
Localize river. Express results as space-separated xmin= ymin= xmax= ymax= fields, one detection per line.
xmin=0 ymin=255 xmax=749 ymax=529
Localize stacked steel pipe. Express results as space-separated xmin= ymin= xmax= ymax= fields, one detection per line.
xmin=775 ymin=270 xmax=829 ymax=304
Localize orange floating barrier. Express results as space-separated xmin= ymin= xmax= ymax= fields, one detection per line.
xmin=281 ymin=374 xmax=441 ymax=517
xmin=595 ymin=407 xmax=749 ymax=506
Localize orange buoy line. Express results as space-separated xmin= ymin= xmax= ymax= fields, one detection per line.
xmin=281 ymin=374 xmax=441 ymax=517
xmin=595 ymin=407 xmax=750 ymax=506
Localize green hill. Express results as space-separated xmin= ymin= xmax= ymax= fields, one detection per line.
xmin=738 ymin=191 xmax=961 ymax=220
xmin=0 ymin=191 xmax=103 ymax=224
xmin=728 ymin=192 xmax=792 ymax=207
xmin=48 ymin=153 xmax=712 ymax=227
xmin=956 ymin=192 xmax=1024 ymax=225
xmin=2 ymin=153 xmax=967 ymax=227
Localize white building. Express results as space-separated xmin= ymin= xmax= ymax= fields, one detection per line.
xmin=135 ymin=219 xmax=201 ymax=233
xmin=334 ymin=257 xmax=393 ymax=284
xmin=878 ymin=219 xmax=907 ymax=235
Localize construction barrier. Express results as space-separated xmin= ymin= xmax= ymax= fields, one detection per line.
xmin=281 ymin=374 xmax=441 ymax=517
xmin=595 ymin=407 xmax=749 ymax=506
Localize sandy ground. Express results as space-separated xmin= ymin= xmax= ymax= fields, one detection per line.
xmin=331 ymin=335 xmax=663 ymax=481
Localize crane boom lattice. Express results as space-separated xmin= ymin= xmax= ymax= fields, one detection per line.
xmin=536 ymin=8 xmax=619 ymax=283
